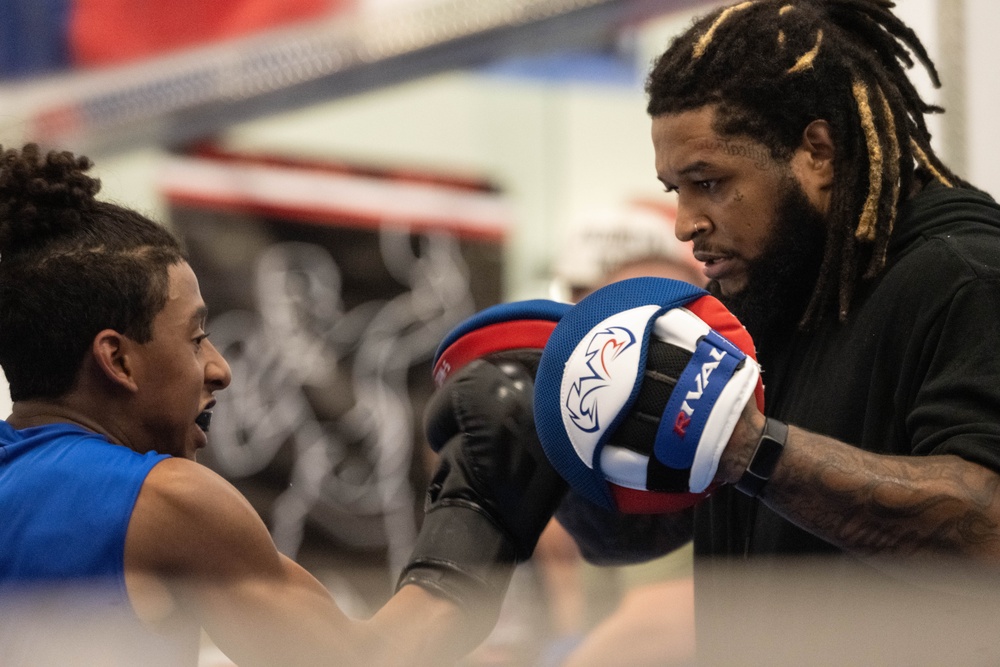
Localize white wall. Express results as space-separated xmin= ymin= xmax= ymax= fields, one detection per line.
xmin=965 ymin=0 xmax=1000 ymax=191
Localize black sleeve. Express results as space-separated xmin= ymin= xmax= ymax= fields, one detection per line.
xmin=908 ymin=277 xmax=1000 ymax=473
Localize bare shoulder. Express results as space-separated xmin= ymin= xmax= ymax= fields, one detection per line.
xmin=125 ymin=459 xmax=479 ymax=665
xmin=125 ymin=459 xmax=384 ymax=665
xmin=126 ymin=457 xmax=282 ymax=579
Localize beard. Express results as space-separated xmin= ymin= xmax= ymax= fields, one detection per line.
xmin=709 ymin=179 xmax=828 ymax=347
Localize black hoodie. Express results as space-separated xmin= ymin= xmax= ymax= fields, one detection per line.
xmin=692 ymin=183 xmax=1000 ymax=663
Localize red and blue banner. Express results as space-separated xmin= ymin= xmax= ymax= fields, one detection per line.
xmin=1 ymin=0 xmax=345 ymax=78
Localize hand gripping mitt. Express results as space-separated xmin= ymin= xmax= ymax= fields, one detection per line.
xmin=534 ymin=277 xmax=765 ymax=513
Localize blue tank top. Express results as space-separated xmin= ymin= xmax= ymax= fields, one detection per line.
xmin=0 ymin=422 xmax=198 ymax=665
xmin=0 ymin=421 xmax=168 ymax=592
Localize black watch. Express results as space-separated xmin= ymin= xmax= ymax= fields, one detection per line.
xmin=735 ymin=417 xmax=788 ymax=498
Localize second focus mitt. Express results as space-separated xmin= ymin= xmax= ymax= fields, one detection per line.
xmin=534 ymin=277 xmax=764 ymax=514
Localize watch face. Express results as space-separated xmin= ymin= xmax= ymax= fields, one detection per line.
xmin=748 ymin=434 xmax=785 ymax=475
xmin=737 ymin=419 xmax=787 ymax=496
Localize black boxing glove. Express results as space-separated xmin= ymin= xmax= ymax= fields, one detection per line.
xmin=397 ymin=299 xmax=569 ymax=632
xmin=398 ymin=352 xmax=568 ymax=630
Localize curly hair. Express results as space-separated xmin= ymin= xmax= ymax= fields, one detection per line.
xmin=645 ymin=0 xmax=968 ymax=326
xmin=0 ymin=144 xmax=186 ymax=400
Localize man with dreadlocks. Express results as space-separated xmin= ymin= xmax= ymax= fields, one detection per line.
xmin=552 ymin=0 xmax=1000 ymax=662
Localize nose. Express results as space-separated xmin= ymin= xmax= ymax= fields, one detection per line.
xmin=204 ymin=339 xmax=232 ymax=391
xmin=674 ymin=199 xmax=710 ymax=243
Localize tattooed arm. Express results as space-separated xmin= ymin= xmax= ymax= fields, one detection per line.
xmin=719 ymin=406 xmax=1000 ymax=575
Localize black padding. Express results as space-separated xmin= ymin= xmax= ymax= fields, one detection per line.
xmin=607 ymin=338 xmax=691 ymax=457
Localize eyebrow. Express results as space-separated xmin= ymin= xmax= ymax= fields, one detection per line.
xmin=658 ymin=160 xmax=713 ymax=185
xmin=190 ymin=306 xmax=208 ymax=326
xmin=677 ymin=160 xmax=713 ymax=177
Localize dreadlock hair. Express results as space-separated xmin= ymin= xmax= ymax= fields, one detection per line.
xmin=646 ymin=0 xmax=969 ymax=327
xmin=0 ymin=144 xmax=186 ymax=401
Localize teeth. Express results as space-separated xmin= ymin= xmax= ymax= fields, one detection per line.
xmin=195 ymin=411 xmax=212 ymax=433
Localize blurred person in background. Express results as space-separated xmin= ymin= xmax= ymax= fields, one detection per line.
xmin=0 ymin=144 xmax=565 ymax=667
xmin=549 ymin=200 xmax=704 ymax=303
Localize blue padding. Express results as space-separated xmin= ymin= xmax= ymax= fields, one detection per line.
xmin=534 ymin=277 xmax=706 ymax=509
xmin=653 ymin=330 xmax=745 ymax=470
xmin=433 ymin=299 xmax=571 ymax=366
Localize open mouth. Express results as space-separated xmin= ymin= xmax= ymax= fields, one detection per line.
xmin=693 ymin=249 xmax=730 ymax=266
xmin=195 ymin=410 xmax=213 ymax=433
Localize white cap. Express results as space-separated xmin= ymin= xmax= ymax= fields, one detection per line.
xmin=551 ymin=201 xmax=702 ymax=301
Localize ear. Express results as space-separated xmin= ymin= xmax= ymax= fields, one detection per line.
xmin=792 ymin=119 xmax=836 ymax=212
xmin=93 ymin=329 xmax=139 ymax=392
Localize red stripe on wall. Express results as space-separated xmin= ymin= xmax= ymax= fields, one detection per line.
xmin=70 ymin=0 xmax=349 ymax=66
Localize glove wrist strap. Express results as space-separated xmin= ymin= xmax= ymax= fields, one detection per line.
xmin=397 ymin=502 xmax=517 ymax=631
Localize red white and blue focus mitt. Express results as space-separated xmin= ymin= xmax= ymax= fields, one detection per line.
xmin=430 ymin=299 xmax=572 ymax=392
xmin=534 ymin=277 xmax=765 ymax=514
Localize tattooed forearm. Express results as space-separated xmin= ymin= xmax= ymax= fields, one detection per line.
xmin=762 ymin=427 xmax=1000 ymax=561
